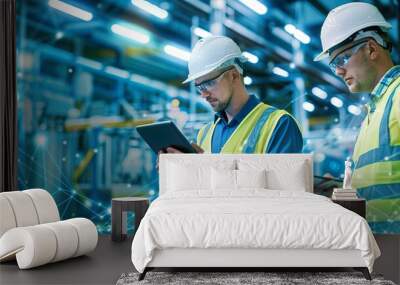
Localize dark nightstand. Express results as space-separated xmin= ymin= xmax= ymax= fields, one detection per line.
xmin=332 ymin=198 xmax=366 ymax=218
xmin=111 ymin=197 xmax=149 ymax=242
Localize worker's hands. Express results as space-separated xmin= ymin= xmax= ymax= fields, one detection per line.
xmin=190 ymin=143 xmax=204 ymax=154
xmin=164 ymin=142 xmax=204 ymax=154
xmin=165 ymin=143 xmax=204 ymax=154
xmin=156 ymin=143 xmax=204 ymax=170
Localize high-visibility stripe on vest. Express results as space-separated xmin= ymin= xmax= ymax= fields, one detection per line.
xmin=196 ymin=102 xmax=291 ymax=153
xmin=352 ymin=73 xmax=400 ymax=233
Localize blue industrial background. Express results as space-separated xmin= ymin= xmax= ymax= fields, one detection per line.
xmin=16 ymin=0 xmax=399 ymax=234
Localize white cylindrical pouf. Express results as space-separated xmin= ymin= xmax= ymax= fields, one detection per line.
xmin=24 ymin=189 xmax=60 ymax=223
xmin=42 ymin=221 xmax=79 ymax=262
xmin=65 ymin=218 xmax=98 ymax=257
xmin=1 ymin=192 xmax=39 ymax=227
xmin=0 ymin=196 xmax=17 ymax=237
xmin=1 ymin=226 xmax=58 ymax=269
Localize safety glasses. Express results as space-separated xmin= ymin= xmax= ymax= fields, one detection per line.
xmin=195 ymin=68 xmax=233 ymax=94
xmin=329 ymin=40 xmax=368 ymax=73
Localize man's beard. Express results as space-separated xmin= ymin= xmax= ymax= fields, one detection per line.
xmin=212 ymin=100 xmax=228 ymax=112
xmin=211 ymin=91 xmax=232 ymax=112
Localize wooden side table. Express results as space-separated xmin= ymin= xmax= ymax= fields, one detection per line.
xmin=111 ymin=197 xmax=149 ymax=242
xmin=332 ymin=198 xmax=366 ymax=218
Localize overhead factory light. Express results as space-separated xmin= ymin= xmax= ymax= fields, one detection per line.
xmin=105 ymin=66 xmax=130 ymax=79
xmin=111 ymin=24 xmax=150 ymax=44
xmin=293 ymin=29 xmax=310 ymax=44
xmin=244 ymin=76 xmax=252 ymax=85
xmin=34 ymin=133 xmax=47 ymax=147
xmin=284 ymin=24 xmax=310 ymax=44
xmin=55 ymin=31 xmax=64 ymax=40
xmin=242 ymin=51 xmax=259 ymax=64
xmin=77 ymin=57 xmax=103 ymax=70
xmin=348 ymin=105 xmax=361 ymax=116
xmin=312 ymin=87 xmax=328 ymax=100
xmin=193 ymin=27 xmax=212 ymax=38
xmin=48 ymin=0 xmax=93 ymax=21
xmin=330 ymin=97 xmax=343 ymax=108
xmin=272 ymin=67 xmax=289 ymax=78
xmin=131 ymin=0 xmax=168 ymax=19
xmin=239 ymin=0 xmax=268 ymax=15
xmin=164 ymin=44 xmax=190 ymax=62
xmin=284 ymin=24 xmax=296 ymax=34
xmin=303 ymin=101 xmax=315 ymax=112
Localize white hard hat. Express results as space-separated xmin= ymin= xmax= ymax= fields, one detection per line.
xmin=314 ymin=2 xmax=391 ymax=62
xmin=183 ymin=36 xmax=247 ymax=84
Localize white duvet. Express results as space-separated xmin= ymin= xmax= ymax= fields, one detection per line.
xmin=131 ymin=190 xmax=380 ymax=273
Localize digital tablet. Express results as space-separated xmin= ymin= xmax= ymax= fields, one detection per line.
xmin=136 ymin=121 xmax=197 ymax=153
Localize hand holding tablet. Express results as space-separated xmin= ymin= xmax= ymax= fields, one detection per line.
xmin=136 ymin=121 xmax=201 ymax=154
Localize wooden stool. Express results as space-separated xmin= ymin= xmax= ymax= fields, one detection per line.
xmin=111 ymin=197 xmax=149 ymax=242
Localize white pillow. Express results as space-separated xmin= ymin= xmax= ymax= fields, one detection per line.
xmin=266 ymin=166 xmax=307 ymax=191
xmin=212 ymin=168 xmax=236 ymax=190
xmin=211 ymin=169 xmax=267 ymax=190
xmin=166 ymin=159 xmax=236 ymax=192
xmin=236 ymin=169 xmax=267 ymax=189
xmin=237 ymin=159 xmax=309 ymax=191
xmin=167 ymin=162 xmax=210 ymax=191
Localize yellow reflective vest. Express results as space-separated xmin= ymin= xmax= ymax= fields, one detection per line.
xmin=196 ymin=102 xmax=294 ymax=153
xmin=352 ymin=66 xmax=400 ymax=234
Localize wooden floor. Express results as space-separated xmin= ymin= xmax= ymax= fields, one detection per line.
xmin=0 ymin=235 xmax=133 ymax=285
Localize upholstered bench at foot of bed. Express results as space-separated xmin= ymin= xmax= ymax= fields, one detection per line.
xmin=0 ymin=218 xmax=98 ymax=269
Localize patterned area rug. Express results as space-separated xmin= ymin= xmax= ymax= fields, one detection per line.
xmin=116 ymin=271 xmax=395 ymax=285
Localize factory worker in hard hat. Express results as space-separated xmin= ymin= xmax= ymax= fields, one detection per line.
xmin=315 ymin=2 xmax=400 ymax=234
xmin=165 ymin=35 xmax=303 ymax=154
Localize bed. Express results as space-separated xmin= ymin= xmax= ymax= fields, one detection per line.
xmin=131 ymin=154 xmax=380 ymax=280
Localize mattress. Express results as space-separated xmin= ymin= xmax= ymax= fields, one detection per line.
xmin=131 ymin=190 xmax=380 ymax=273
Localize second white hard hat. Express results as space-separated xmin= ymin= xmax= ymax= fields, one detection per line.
xmin=314 ymin=2 xmax=391 ymax=62
xmin=183 ymin=36 xmax=247 ymax=84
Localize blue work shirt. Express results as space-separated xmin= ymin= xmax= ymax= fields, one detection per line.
xmin=211 ymin=95 xmax=303 ymax=153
